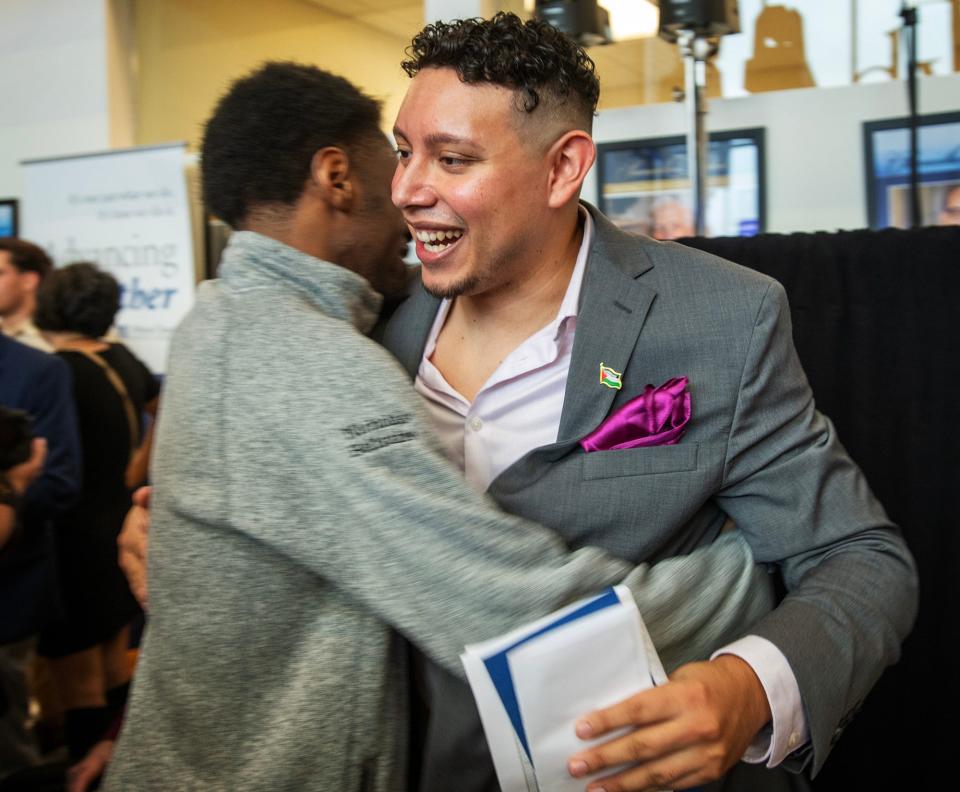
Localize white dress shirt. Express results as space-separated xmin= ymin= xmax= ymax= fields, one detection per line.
xmin=413 ymin=210 xmax=808 ymax=766
xmin=2 ymin=317 xmax=53 ymax=353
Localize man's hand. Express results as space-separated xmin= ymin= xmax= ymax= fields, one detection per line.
xmin=118 ymin=485 xmax=152 ymax=610
xmin=7 ymin=437 xmax=48 ymax=495
xmin=67 ymin=738 xmax=115 ymax=792
xmin=567 ymin=655 xmax=771 ymax=791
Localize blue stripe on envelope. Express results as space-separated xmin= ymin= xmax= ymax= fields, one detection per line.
xmin=482 ymin=587 xmax=621 ymax=762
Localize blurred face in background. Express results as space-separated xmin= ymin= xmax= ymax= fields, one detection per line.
xmin=937 ymin=186 xmax=960 ymax=226
xmin=651 ymin=199 xmax=695 ymax=240
xmin=0 ymin=252 xmax=37 ymax=320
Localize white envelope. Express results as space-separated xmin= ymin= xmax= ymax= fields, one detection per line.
xmin=510 ymin=588 xmax=663 ymax=791
xmin=461 ymin=586 xmax=667 ymax=792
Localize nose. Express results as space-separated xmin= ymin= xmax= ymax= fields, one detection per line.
xmin=391 ymin=156 xmax=436 ymax=211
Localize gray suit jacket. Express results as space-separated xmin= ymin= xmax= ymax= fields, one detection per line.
xmin=383 ymin=204 xmax=918 ymax=786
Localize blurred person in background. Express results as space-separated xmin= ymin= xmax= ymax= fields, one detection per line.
xmin=1 ymin=331 xmax=80 ymax=786
xmin=1 ymin=427 xmax=49 ymax=784
xmin=936 ymin=183 xmax=960 ymax=226
xmin=32 ymin=263 xmax=159 ymax=764
xmin=650 ymin=196 xmax=696 ymax=240
xmin=0 ymin=238 xmax=55 ymax=353
xmin=1 ymin=432 xmax=50 ymax=792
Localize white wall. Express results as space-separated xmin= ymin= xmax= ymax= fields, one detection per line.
xmin=586 ymin=72 xmax=960 ymax=233
xmin=0 ymin=0 xmax=111 ymax=201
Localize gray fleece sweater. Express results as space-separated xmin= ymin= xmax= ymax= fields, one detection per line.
xmin=103 ymin=232 xmax=769 ymax=791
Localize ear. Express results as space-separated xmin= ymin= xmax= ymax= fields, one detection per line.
xmin=310 ymin=146 xmax=355 ymax=211
xmin=546 ymin=130 xmax=596 ymax=209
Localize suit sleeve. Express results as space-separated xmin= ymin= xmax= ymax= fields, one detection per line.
xmin=715 ymin=280 xmax=918 ymax=775
xmin=21 ymin=354 xmax=82 ymax=524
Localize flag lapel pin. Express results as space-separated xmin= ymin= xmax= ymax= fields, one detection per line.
xmin=599 ymin=363 xmax=623 ymax=390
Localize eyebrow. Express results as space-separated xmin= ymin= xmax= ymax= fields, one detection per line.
xmin=393 ymin=126 xmax=479 ymax=149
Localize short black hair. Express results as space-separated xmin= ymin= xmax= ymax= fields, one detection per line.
xmin=0 ymin=238 xmax=53 ymax=281
xmin=34 ymin=262 xmax=120 ymax=339
xmin=402 ymin=12 xmax=599 ymax=126
xmin=201 ymin=61 xmax=383 ymax=228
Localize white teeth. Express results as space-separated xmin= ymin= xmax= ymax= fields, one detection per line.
xmin=415 ymin=228 xmax=463 ymax=249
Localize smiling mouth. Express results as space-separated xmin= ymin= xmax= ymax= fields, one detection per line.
xmin=414 ymin=228 xmax=464 ymax=254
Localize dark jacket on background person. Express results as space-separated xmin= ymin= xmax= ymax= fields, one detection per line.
xmin=0 ymin=335 xmax=81 ymax=644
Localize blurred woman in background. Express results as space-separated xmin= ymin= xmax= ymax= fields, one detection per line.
xmin=33 ymin=263 xmax=159 ymax=763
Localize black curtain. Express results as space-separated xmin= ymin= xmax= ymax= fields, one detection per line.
xmin=681 ymin=227 xmax=960 ymax=790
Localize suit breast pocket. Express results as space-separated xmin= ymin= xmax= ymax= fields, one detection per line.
xmin=581 ymin=442 xmax=700 ymax=480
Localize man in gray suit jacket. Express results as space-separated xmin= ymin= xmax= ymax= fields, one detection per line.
xmin=384 ymin=13 xmax=917 ymax=792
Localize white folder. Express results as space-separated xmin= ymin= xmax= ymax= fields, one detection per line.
xmin=461 ymin=585 xmax=667 ymax=792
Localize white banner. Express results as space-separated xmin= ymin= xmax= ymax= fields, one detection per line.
xmin=21 ymin=144 xmax=195 ymax=373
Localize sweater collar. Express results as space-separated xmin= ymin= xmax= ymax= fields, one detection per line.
xmin=218 ymin=231 xmax=383 ymax=334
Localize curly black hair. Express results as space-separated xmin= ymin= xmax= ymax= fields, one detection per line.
xmin=34 ymin=262 xmax=120 ymax=339
xmin=402 ymin=12 xmax=598 ymax=126
xmin=201 ymin=61 xmax=382 ymax=228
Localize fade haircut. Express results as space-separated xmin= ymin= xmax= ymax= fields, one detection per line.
xmin=401 ymin=12 xmax=599 ymax=133
xmin=201 ymin=61 xmax=383 ymax=228
xmin=0 ymin=238 xmax=53 ymax=281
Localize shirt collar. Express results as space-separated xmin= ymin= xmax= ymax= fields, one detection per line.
xmin=557 ymin=205 xmax=594 ymax=327
xmin=3 ymin=316 xmax=35 ymax=338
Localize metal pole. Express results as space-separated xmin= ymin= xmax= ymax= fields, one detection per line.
xmin=851 ymin=0 xmax=858 ymax=83
xmin=901 ymin=1 xmax=921 ymax=227
xmin=680 ymin=31 xmax=709 ymax=236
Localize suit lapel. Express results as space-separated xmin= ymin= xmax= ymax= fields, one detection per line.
xmin=387 ymin=274 xmax=441 ymax=380
xmin=556 ymin=205 xmax=658 ymax=443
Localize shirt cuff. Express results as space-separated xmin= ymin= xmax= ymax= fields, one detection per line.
xmin=711 ymin=635 xmax=809 ymax=767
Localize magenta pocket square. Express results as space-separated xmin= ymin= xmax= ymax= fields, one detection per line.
xmin=580 ymin=376 xmax=691 ymax=452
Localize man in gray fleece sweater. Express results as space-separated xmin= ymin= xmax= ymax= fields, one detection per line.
xmin=104 ymin=63 xmax=771 ymax=791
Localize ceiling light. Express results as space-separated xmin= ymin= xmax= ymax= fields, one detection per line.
xmin=534 ymin=1 xmax=611 ymax=46
xmin=527 ymin=0 xmax=659 ymax=41
xmin=603 ymin=0 xmax=660 ymax=40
